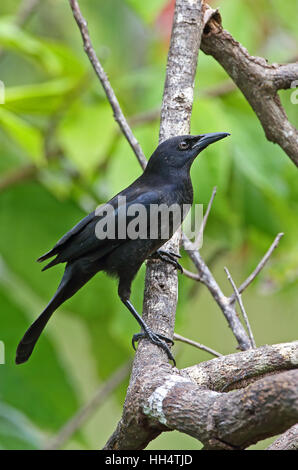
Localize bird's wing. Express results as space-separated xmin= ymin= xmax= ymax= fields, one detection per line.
xmin=37 ymin=211 xmax=95 ymax=262
xmin=38 ymin=184 xmax=163 ymax=270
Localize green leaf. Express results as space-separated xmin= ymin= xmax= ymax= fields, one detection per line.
xmin=0 ymin=108 xmax=44 ymax=163
xmin=58 ymin=102 xmax=117 ymax=174
xmin=0 ymin=18 xmax=62 ymax=75
xmin=3 ymin=77 xmax=82 ymax=115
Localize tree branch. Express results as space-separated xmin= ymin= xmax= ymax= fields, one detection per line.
xmin=131 ymin=0 xmax=204 ymax=370
xmin=104 ymin=342 xmax=298 ymax=450
xmin=224 ymin=267 xmax=256 ymax=348
xmin=69 ymin=0 xmax=147 ymax=170
xmin=173 ymin=333 xmax=223 ymax=358
xmin=184 ymin=341 xmax=298 ymax=391
xmin=144 ymin=369 xmax=298 ymax=450
xmin=104 ymin=0 xmax=204 ymax=448
xmin=232 ymin=232 xmax=284 ymax=298
xmin=194 ymin=186 xmax=216 ymax=248
xmin=182 ymin=232 xmax=252 ymax=351
xmin=201 ymin=5 xmax=298 ymax=167
xmin=267 ymin=423 xmax=298 ymax=450
xmin=67 ymin=0 xmax=297 ymax=451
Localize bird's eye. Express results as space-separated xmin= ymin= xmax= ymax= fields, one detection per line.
xmin=178 ymin=141 xmax=189 ymax=150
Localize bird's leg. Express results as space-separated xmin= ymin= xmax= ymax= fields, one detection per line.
xmin=120 ymin=297 xmax=175 ymax=365
xmin=150 ymin=249 xmax=183 ymax=273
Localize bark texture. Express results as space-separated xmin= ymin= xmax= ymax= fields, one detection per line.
xmin=105 ymin=0 xmax=204 ymax=448
xmin=201 ymin=6 xmax=298 ymax=167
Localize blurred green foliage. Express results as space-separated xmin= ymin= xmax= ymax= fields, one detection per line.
xmin=0 ymin=0 xmax=297 ymax=450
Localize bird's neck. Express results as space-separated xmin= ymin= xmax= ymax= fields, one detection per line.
xmin=142 ymin=165 xmax=193 ymax=205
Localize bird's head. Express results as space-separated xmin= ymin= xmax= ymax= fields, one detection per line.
xmin=146 ymin=133 xmax=230 ymax=174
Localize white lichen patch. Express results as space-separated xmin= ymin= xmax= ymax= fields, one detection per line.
xmin=143 ymin=375 xmax=191 ymax=425
xmin=276 ymin=342 xmax=298 ymax=365
xmin=185 ymin=366 xmax=210 ymax=386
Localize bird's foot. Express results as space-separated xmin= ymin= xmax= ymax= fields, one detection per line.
xmin=132 ymin=329 xmax=176 ymax=366
xmin=150 ymin=249 xmax=183 ymax=273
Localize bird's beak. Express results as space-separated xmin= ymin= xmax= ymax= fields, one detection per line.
xmin=192 ymin=132 xmax=230 ymax=151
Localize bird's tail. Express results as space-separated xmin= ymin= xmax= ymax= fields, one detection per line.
xmin=16 ymin=261 xmax=96 ymax=364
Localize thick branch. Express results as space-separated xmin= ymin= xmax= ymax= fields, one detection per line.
xmin=105 ymin=342 xmax=298 ymax=450
xmin=201 ymin=6 xmax=298 ymax=167
xmin=131 ymin=0 xmax=204 ymax=375
xmin=184 ymin=341 xmax=298 ymax=391
xmin=68 ymin=1 xmax=297 ymax=451
xmin=267 ymin=424 xmax=298 ymax=450
xmin=143 ymin=369 xmax=298 ymax=450
xmin=104 ymin=0 xmax=204 ymax=448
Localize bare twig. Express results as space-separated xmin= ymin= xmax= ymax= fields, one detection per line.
xmin=68 ymin=0 xmax=147 ymax=170
xmin=232 ymin=232 xmax=284 ymax=298
xmin=181 ymin=185 xmax=251 ymax=351
xmin=182 ymin=267 xmax=201 ymax=281
xmin=224 ymin=267 xmax=256 ymax=348
xmin=174 ymin=333 xmax=223 ymax=357
xmin=187 ymin=247 xmax=227 ymax=299
xmin=194 ymin=186 xmax=217 ymax=248
xmin=182 ymin=232 xmax=251 ymax=351
xmin=44 ymin=362 xmax=131 ymax=450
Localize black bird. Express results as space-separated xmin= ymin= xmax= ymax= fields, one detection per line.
xmin=16 ymin=132 xmax=229 ymax=365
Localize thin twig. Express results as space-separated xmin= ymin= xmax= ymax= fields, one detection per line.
xmin=174 ymin=333 xmax=223 ymax=357
xmin=232 ymin=232 xmax=284 ymax=298
xmin=68 ymin=0 xmax=147 ymax=170
xmin=182 ymin=267 xmax=201 ymax=281
xmin=188 ymin=247 xmax=227 ymax=299
xmin=182 ymin=232 xmax=251 ymax=351
xmin=224 ymin=267 xmax=256 ymax=348
xmin=194 ymin=186 xmax=217 ymax=248
xmin=43 ymin=361 xmax=131 ymax=450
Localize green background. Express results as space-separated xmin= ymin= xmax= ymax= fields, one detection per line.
xmin=0 ymin=0 xmax=297 ymax=450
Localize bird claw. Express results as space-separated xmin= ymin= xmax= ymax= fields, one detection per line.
xmin=151 ymin=250 xmax=183 ymax=273
xmin=164 ymin=250 xmax=181 ymax=259
xmin=132 ymin=329 xmax=176 ymax=366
